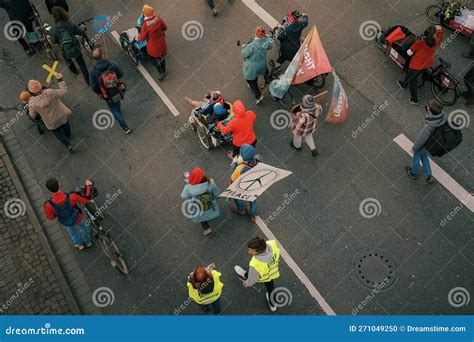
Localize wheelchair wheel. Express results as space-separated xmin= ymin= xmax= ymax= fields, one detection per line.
xmin=196 ymin=126 xmax=211 ymax=150
xmin=126 ymin=44 xmax=139 ymax=66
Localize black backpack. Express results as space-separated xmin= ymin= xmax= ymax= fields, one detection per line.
xmin=424 ymin=122 xmax=462 ymax=157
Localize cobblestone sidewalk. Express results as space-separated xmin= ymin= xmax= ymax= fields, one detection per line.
xmin=0 ymin=138 xmax=79 ymax=314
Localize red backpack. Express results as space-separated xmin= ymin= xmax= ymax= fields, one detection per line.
xmin=98 ymin=70 xmax=124 ymax=103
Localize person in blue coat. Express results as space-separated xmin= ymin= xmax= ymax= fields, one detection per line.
xmin=181 ymin=167 xmax=220 ymax=236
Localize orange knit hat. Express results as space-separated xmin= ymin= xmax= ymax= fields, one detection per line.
xmin=19 ymin=91 xmax=31 ymax=102
xmin=143 ymin=4 xmax=155 ymax=17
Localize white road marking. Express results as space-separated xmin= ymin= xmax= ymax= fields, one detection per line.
xmin=394 ymin=133 xmax=473 ymax=212
xmin=243 ymin=0 xmax=336 ymax=316
xmin=242 ymin=0 xmax=279 ymax=28
xmin=110 ymin=31 xmax=181 ymax=117
xmin=255 ymin=216 xmax=337 ymax=315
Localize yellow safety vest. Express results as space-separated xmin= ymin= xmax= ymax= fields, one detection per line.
xmin=249 ymin=240 xmax=280 ymax=283
xmin=187 ymin=270 xmax=224 ymax=305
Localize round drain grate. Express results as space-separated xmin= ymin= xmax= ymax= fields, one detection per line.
xmin=353 ymin=248 xmax=398 ymax=291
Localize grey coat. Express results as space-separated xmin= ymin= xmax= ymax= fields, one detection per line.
xmin=412 ymin=112 xmax=447 ymax=152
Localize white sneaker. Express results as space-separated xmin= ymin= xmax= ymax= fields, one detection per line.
xmin=234 ymin=265 xmax=246 ymax=278
xmin=266 ymin=292 xmax=277 ymax=311
xmin=256 ymin=95 xmax=264 ymax=104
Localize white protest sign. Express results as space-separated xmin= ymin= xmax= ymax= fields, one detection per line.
xmin=220 ymin=163 xmax=292 ymax=201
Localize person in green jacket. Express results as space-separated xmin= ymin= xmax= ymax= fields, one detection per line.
xmin=241 ymin=26 xmax=273 ymax=104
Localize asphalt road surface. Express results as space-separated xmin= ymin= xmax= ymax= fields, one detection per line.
xmin=0 ymin=0 xmax=472 ymax=315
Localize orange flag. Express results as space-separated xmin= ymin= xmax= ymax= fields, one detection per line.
xmin=292 ymin=26 xmax=333 ymax=84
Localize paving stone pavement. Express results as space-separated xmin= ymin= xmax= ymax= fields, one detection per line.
xmin=0 ymin=110 xmax=98 ymax=315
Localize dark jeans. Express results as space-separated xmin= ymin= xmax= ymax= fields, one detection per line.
xmin=465 ymin=67 xmax=474 ymax=97
xmin=244 ymin=271 xmax=275 ymax=306
xmin=232 ymin=139 xmax=257 ymax=157
xmin=470 ymin=34 xmax=474 ymax=55
xmin=106 ymin=101 xmax=128 ymax=130
xmin=65 ymin=54 xmax=89 ymax=85
xmin=201 ymin=297 xmax=221 ymax=314
xmin=247 ymin=79 xmax=261 ymax=99
xmin=51 ymin=121 xmax=71 ymax=148
xmin=207 ymin=0 xmax=216 ymax=9
xmin=402 ymin=68 xmax=422 ymax=102
xmin=150 ymin=56 xmax=166 ymax=73
xmin=201 ymin=221 xmax=210 ymax=230
xmin=17 ymin=20 xmax=34 ymax=52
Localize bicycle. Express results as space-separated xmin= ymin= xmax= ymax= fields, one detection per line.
xmin=76 ymin=17 xmax=100 ymax=58
xmin=425 ymin=1 xmax=473 ymax=38
xmin=29 ymin=0 xmax=56 ymax=62
xmin=375 ymin=28 xmax=460 ymax=106
xmin=75 ymin=180 xmax=129 ymax=275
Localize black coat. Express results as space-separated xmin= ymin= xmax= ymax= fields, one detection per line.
xmin=277 ymin=15 xmax=309 ymax=62
xmin=45 ymin=0 xmax=69 ymax=14
xmin=0 ymin=0 xmax=33 ymax=24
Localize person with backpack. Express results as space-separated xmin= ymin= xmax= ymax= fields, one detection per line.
xmin=241 ymin=26 xmax=273 ymax=104
xmin=44 ymin=177 xmax=92 ymax=250
xmin=229 ymin=144 xmax=260 ymax=222
xmin=49 ymin=6 xmax=89 ymax=84
xmin=397 ymin=25 xmax=443 ymax=106
xmin=136 ymin=4 xmax=168 ymax=80
xmin=181 ymin=167 xmax=220 ymax=236
xmin=405 ymin=100 xmax=448 ymax=184
xmin=27 ymin=75 xmax=74 ymax=152
xmin=290 ymin=94 xmax=321 ymax=157
xmin=234 ymin=236 xmax=281 ymax=312
xmin=89 ymin=48 xmax=131 ymax=134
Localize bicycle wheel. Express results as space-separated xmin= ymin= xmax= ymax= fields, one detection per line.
xmin=98 ymin=234 xmax=129 ymax=275
xmin=425 ymin=5 xmax=443 ymax=25
xmin=197 ymin=126 xmax=211 ymax=149
xmin=431 ymin=74 xmax=458 ymax=106
xmin=125 ymin=44 xmax=139 ymax=66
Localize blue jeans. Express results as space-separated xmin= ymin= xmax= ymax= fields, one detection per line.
xmin=66 ymin=218 xmax=91 ymax=246
xmin=412 ymin=149 xmax=432 ymax=177
xmin=106 ymin=101 xmax=128 ymax=130
xmin=470 ymin=34 xmax=474 ymax=55
xmin=234 ymin=199 xmax=257 ymax=217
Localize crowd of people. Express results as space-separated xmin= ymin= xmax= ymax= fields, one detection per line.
xmin=2 ymin=0 xmax=472 ymax=314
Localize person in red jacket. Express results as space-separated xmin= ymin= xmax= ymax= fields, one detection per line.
xmin=44 ymin=178 xmax=92 ymax=250
xmin=218 ymin=100 xmax=257 ymax=158
xmin=397 ymin=25 xmax=443 ymax=106
xmin=137 ymin=4 xmax=168 ymax=80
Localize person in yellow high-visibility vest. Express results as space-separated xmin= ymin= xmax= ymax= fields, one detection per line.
xmin=187 ymin=265 xmax=224 ymax=314
xmin=234 ymin=236 xmax=280 ymax=311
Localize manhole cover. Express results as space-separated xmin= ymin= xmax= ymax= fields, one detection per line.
xmin=353 ymin=248 xmax=398 ymax=291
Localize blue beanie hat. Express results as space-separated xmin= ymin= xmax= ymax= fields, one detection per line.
xmin=214 ymin=103 xmax=226 ymax=116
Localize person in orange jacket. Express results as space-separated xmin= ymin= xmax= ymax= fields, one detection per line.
xmin=217 ymin=100 xmax=257 ymax=158
xmin=137 ymin=4 xmax=168 ymax=80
